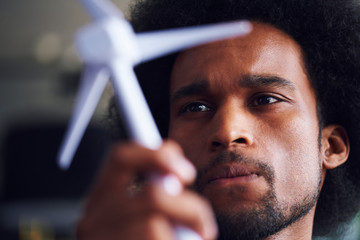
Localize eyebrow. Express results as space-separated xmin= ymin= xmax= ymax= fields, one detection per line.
xmin=171 ymin=80 xmax=209 ymax=103
xmin=240 ymin=75 xmax=296 ymax=90
xmin=170 ymin=75 xmax=296 ymax=102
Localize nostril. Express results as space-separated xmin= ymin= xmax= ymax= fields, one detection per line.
xmin=234 ymin=138 xmax=247 ymax=144
xmin=210 ymin=138 xmax=248 ymax=150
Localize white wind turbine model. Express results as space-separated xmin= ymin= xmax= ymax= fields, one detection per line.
xmin=58 ymin=0 xmax=251 ymax=239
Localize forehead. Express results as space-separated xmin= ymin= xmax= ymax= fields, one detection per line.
xmin=170 ymin=22 xmax=309 ymax=93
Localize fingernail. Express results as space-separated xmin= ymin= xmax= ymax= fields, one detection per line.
xmin=148 ymin=173 xmax=183 ymax=196
xmin=162 ymin=174 xmax=183 ymax=196
xmin=175 ymin=226 xmax=203 ymax=240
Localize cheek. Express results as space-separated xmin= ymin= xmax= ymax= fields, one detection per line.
xmin=168 ymin=121 xmax=207 ymax=166
xmin=265 ymin=113 xmax=321 ymax=201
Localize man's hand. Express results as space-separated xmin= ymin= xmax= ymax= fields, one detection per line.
xmin=76 ymin=140 xmax=218 ymax=240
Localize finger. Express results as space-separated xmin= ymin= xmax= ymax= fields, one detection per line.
xmin=122 ymin=213 xmax=175 ymax=240
xmin=80 ymin=181 xmax=183 ymax=232
xmin=108 ymin=140 xmax=196 ymax=184
xmin=144 ymin=185 xmax=218 ymax=240
xmin=77 ymin=140 xmax=201 ymax=240
xmin=79 ymin=183 xmax=217 ymax=240
xmin=87 ymin=140 xmax=195 ymax=204
xmin=78 ymin=193 xmax=177 ymax=240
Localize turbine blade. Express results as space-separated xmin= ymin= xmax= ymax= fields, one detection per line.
xmin=58 ymin=65 xmax=109 ymax=170
xmin=109 ymin=59 xmax=162 ymax=150
xmin=78 ymin=0 xmax=123 ymax=20
xmin=136 ymin=20 xmax=252 ymax=62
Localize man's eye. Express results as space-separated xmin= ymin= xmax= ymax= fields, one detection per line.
xmin=253 ymin=95 xmax=281 ymax=106
xmin=180 ymin=102 xmax=211 ymax=113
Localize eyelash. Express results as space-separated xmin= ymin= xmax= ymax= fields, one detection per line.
xmin=179 ymin=102 xmax=212 ymax=114
xmin=250 ymin=94 xmax=283 ymax=106
xmin=178 ymin=94 xmax=285 ymax=114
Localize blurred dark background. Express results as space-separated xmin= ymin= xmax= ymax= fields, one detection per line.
xmin=0 ymin=0 xmax=130 ymax=239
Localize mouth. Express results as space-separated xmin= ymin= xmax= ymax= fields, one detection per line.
xmin=206 ymin=164 xmax=259 ymax=185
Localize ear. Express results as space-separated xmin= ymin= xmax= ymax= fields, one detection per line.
xmin=321 ymin=125 xmax=350 ymax=170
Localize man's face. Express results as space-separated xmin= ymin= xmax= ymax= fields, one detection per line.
xmin=168 ymin=22 xmax=322 ymax=239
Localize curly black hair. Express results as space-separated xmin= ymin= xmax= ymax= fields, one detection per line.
xmin=108 ymin=0 xmax=360 ymax=236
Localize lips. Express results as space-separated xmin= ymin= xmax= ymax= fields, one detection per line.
xmin=206 ymin=164 xmax=259 ymax=184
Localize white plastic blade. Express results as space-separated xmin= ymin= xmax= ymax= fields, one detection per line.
xmin=75 ymin=17 xmax=141 ymax=65
xmin=79 ymin=0 xmax=124 ymax=20
xmin=58 ymin=65 xmax=109 ymax=170
xmin=109 ymin=58 xmax=162 ymax=150
xmin=136 ymin=20 xmax=252 ymax=62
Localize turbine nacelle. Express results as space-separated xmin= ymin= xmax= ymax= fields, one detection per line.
xmin=76 ymin=18 xmax=141 ymax=64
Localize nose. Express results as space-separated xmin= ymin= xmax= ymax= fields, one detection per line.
xmin=208 ymin=102 xmax=254 ymax=151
